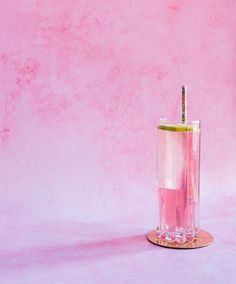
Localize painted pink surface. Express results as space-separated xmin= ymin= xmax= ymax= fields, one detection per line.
xmin=0 ymin=0 xmax=236 ymax=283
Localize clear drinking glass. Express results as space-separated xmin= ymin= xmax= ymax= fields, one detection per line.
xmin=156 ymin=119 xmax=200 ymax=243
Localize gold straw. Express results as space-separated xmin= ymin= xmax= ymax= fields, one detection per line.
xmin=182 ymin=85 xmax=187 ymax=123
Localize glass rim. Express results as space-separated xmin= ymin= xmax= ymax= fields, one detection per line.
xmin=159 ymin=118 xmax=200 ymax=125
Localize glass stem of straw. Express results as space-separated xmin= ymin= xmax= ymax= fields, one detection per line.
xmin=182 ymin=85 xmax=187 ymax=124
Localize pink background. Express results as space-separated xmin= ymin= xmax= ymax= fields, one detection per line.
xmin=0 ymin=0 xmax=236 ymax=283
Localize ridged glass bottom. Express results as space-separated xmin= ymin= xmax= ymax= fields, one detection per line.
xmin=156 ymin=226 xmax=199 ymax=243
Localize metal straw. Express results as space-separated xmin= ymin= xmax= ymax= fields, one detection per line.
xmin=182 ymin=85 xmax=187 ymax=123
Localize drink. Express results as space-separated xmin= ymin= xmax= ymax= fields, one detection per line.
xmin=156 ymin=120 xmax=200 ymax=243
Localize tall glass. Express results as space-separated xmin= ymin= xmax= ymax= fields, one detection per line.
xmin=156 ymin=119 xmax=200 ymax=243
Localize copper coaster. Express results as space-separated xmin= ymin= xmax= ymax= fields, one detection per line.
xmin=147 ymin=229 xmax=214 ymax=249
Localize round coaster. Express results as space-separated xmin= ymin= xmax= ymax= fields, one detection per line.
xmin=147 ymin=229 xmax=213 ymax=249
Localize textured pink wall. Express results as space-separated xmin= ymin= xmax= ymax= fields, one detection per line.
xmin=1 ymin=0 xmax=236 ymax=223
xmin=0 ymin=1 xmax=236 ymax=282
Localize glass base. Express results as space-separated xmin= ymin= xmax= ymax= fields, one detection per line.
xmin=146 ymin=229 xmax=213 ymax=249
xmin=156 ymin=226 xmax=198 ymax=244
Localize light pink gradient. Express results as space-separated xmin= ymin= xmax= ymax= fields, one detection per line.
xmin=0 ymin=0 xmax=236 ymax=283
